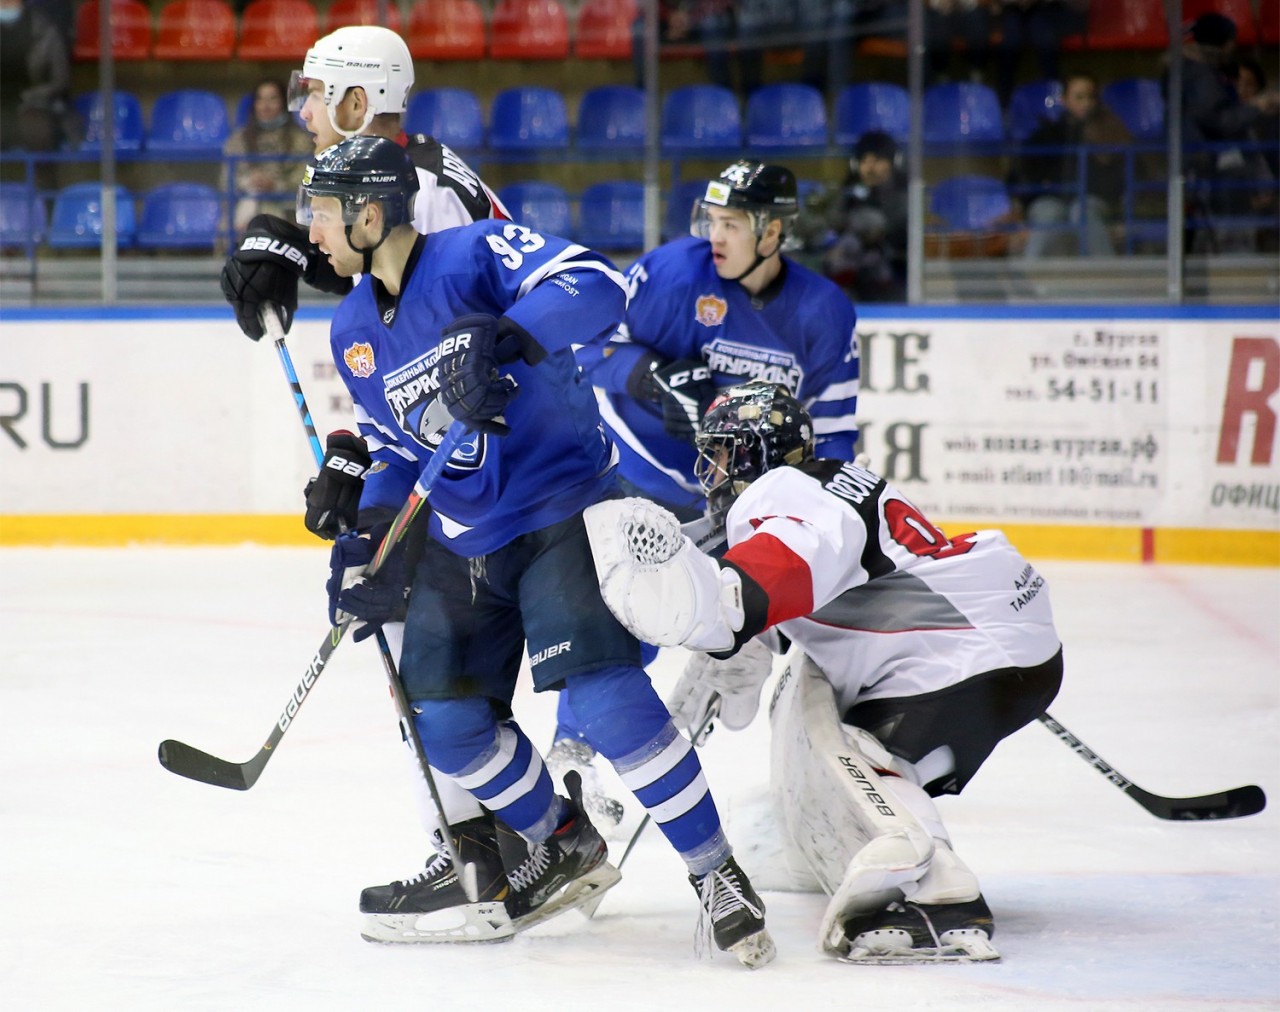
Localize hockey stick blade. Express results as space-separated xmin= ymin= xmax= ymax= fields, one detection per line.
xmin=1038 ymin=713 xmax=1266 ymax=821
xmin=157 ymin=423 xmax=467 ymax=791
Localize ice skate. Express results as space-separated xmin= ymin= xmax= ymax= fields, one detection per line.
xmin=690 ymin=855 xmax=776 ymax=969
xmin=359 ymin=815 xmax=515 ymax=944
xmin=545 ymin=737 xmax=625 ymax=835
xmin=505 ymin=770 xmax=621 ymax=930
xmin=838 ymin=895 xmax=1000 ymax=964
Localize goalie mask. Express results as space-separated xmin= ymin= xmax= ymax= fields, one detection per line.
xmin=297 ymin=135 xmax=419 ymax=271
xmin=288 ymin=26 xmax=414 ymax=140
xmin=694 ymin=381 xmax=814 ymax=523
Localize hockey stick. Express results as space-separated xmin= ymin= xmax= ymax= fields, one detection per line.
xmin=1038 ymin=712 xmax=1266 ymax=821
xmin=157 ymin=421 xmax=468 ymax=792
xmin=614 ymin=696 xmax=722 ymax=872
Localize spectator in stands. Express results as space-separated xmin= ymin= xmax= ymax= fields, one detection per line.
xmin=1170 ymin=12 xmax=1279 ymax=253
xmin=821 ymin=130 xmax=908 ymax=301
xmin=1009 ymin=71 xmax=1129 ymax=259
xmin=925 ymin=0 xmax=995 ymax=88
xmin=994 ymin=0 xmax=1087 ymax=105
xmin=222 ymin=78 xmax=314 ymax=238
xmin=1232 ymin=57 xmax=1280 ymax=179
xmin=0 ymin=0 xmax=72 ymax=154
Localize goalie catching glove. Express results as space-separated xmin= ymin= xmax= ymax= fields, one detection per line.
xmin=668 ymin=638 xmax=775 ymax=736
xmin=584 ymin=497 xmax=748 ymax=654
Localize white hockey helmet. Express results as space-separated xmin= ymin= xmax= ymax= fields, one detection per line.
xmin=288 ymin=26 xmax=414 ymax=140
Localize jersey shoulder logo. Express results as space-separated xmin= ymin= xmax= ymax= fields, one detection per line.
xmin=694 ymin=294 xmax=727 ymax=328
xmin=343 ymin=342 xmax=376 ymax=378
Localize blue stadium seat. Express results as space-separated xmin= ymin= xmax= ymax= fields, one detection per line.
xmin=660 ymin=84 xmax=741 ymax=152
xmin=663 ymin=178 xmax=706 ymax=240
xmin=0 ymin=184 xmax=47 ymax=249
xmin=578 ymin=180 xmax=643 ymax=250
xmin=405 ymin=88 xmax=485 ymax=149
xmin=1008 ymin=80 xmax=1063 ymax=141
xmin=74 ymin=91 xmax=145 ymax=151
xmin=48 ymin=183 xmax=137 ymax=248
xmin=498 ymin=181 xmax=573 ymax=238
xmin=147 ymin=89 xmax=230 ymax=152
xmin=923 ymin=83 xmax=1004 ymax=145
xmin=1102 ymin=78 xmax=1165 ymax=141
xmin=136 ymin=183 xmax=221 ymax=249
xmin=930 ymin=175 xmax=1012 ymax=231
xmin=834 ymin=82 xmax=909 ymax=146
xmin=576 ymin=85 xmax=645 ymax=151
xmin=745 ymin=82 xmax=828 ymax=151
xmin=489 ymin=87 xmax=569 ymax=151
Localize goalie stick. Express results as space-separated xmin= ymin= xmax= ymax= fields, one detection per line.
xmin=157 ymin=420 xmax=468 ymax=792
xmin=1038 ymin=712 xmax=1265 ymax=820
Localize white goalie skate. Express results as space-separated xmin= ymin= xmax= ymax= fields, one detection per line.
xmin=836 ymin=895 xmax=1000 ymax=964
xmin=544 ymin=737 xmax=625 ymax=837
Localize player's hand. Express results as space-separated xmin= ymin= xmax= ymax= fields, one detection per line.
xmin=438 ymin=313 xmax=523 ymax=436
xmin=326 ymin=524 xmax=408 ymax=642
xmin=651 ymin=358 xmax=717 ymax=443
xmin=304 ymin=431 xmax=372 ymax=540
xmin=670 ymin=638 xmax=774 ymax=733
xmin=220 ymin=214 xmax=311 ymax=340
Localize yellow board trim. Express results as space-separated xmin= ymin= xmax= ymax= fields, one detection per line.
xmin=2 ymin=516 xmax=1278 ymax=567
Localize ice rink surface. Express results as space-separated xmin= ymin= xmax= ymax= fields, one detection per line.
xmin=2 ymin=547 xmax=1276 ymax=1011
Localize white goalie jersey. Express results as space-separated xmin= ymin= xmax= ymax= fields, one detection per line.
xmin=719 ymin=459 xmax=1062 ymax=712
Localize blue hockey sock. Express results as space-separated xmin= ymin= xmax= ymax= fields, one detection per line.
xmin=412 ymin=698 xmax=561 ymax=843
xmin=552 ymin=644 xmax=659 ymax=743
xmin=564 ymin=666 xmax=730 ymax=876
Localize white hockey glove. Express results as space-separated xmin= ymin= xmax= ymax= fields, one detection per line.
xmin=584 ymin=497 xmax=744 ymax=653
xmin=669 ymin=638 xmax=775 ymax=735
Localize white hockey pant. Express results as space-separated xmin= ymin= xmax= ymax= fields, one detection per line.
xmin=768 ymin=655 xmax=980 ymax=945
xmin=381 ymin=623 xmax=483 ymax=835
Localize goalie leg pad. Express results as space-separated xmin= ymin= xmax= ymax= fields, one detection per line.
xmin=584 ymin=498 xmax=743 ymax=652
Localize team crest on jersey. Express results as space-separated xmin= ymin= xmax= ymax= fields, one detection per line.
xmin=694 ymin=294 xmax=727 ymax=328
xmin=343 ymin=342 xmax=376 ymax=378
xmin=382 ymin=347 xmax=485 ymax=470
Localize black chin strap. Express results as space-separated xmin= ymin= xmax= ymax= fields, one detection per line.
xmin=731 ymin=236 xmax=782 ymax=283
xmin=344 ymin=222 xmax=392 ymax=275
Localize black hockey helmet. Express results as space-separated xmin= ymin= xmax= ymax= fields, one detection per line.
xmin=691 ymin=159 xmax=800 ymax=242
xmin=296 ymin=134 xmax=419 ymax=230
xmin=694 ymin=380 xmax=814 ymax=522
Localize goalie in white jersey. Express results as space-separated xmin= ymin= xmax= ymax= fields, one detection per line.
xmin=585 ymin=380 xmax=1063 ymax=963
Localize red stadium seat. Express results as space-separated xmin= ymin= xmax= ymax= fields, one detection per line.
xmin=237 ymin=0 xmax=318 ymax=60
xmin=1261 ymin=0 xmax=1279 ymax=45
xmin=153 ymin=0 xmax=236 ymax=60
xmin=574 ymin=0 xmax=635 ymax=60
xmin=1183 ymin=0 xmax=1259 ymax=46
xmin=73 ymin=0 xmax=153 ymax=61
xmin=1083 ymin=0 xmax=1169 ymax=50
xmin=489 ymin=0 xmax=569 ymax=60
xmin=323 ymin=0 xmax=403 ymax=35
xmin=406 ymin=0 xmax=486 ymax=60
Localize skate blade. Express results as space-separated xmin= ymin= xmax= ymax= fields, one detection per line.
xmin=729 ymin=927 xmax=777 ymax=969
xmin=839 ymin=929 xmax=1000 ymax=965
xmin=512 ymin=861 xmax=622 ymax=931
xmin=360 ymin=900 xmax=515 ymax=944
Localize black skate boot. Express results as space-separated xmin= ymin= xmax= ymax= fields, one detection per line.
xmin=504 ymin=770 xmax=621 ymax=929
xmin=689 ymin=855 xmax=776 ymax=968
xmin=359 ymin=815 xmax=514 ymax=944
xmin=839 ymin=895 xmax=999 ymax=963
xmin=545 ymin=737 xmax=625 ymax=833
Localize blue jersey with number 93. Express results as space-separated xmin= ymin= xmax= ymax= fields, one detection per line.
xmin=328 ymin=219 xmax=629 ymax=556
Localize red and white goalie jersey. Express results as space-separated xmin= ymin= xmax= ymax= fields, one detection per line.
xmin=720 ymin=459 xmax=1062 ymax=710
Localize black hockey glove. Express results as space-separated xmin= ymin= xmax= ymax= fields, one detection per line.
xmin=220 ymin=214 xmax=354 ymax=340
xmin=437 ymin=313 xmax=546 ymax=437
xmin=651 ymin=358 xmax=717 ymax=442
xmin=304 ymin=431 xmax=372 ymax=540
xmin=325 ymin=524 xmax=408 ymax=642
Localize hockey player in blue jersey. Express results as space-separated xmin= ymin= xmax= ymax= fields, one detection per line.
xmin=296 ymin=135 xmax=775 ymax=967
xmin=552 ymin=160 xmax=861 ymax=789
xmin=578 ymin=159 xmax=861 ymax=519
